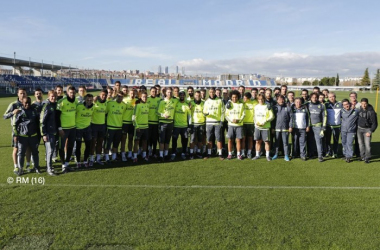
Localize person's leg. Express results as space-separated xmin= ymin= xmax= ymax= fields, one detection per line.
xmin=120 ymin=124 xmax=127 ymax=155
xmin=84 ymin=140 xmax=91 ymax=163
xmin=30 ymin=136 xmax=40 ymax=170
xmin=364 ymin=129 xmax=372 ymax=161
xmin=332 ymin=127 xmax=340 ymax=156
xmin=274 ymin=131 xmax=280 ymax=157
xmin=357 ymin=128 xmax=365 ymax=160
xmin=171 ymin=127 xmax=179 ymax=156
xmin=312 ymin=127 xmax=323 ymax=159
xmin=66 ymin=129 xmax=76 ymax=164
xmin=341 ymin=131 xmax=347 ymax=158
xmin=46 ymin=134 xmax=56 ymax=173
xmin=282 ymin=132 xmax=289 ymax=157
xmin=300 ymin=129 xmax=307 ymax=159
xmin=346 ymin=132 xmax=355 ymax=160
xmin=180 ymin=128 xmax=188 ymax=154
xmin=292 ymin=130 xmax=298 ymax=158
xmin=17 ymin=137 xmax=27 ymax=171
xmin=325 ymin=126 xmax=332 ymax=156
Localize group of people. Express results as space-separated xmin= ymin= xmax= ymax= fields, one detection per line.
xmin=4 ymin=82 xmax=378 ymax=177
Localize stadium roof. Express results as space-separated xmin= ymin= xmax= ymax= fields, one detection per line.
xmin=0 ymin=56 xmax=75 ymax=70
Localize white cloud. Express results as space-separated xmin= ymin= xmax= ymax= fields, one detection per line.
xmin=177 ymin=52 xmax=380 ymax=77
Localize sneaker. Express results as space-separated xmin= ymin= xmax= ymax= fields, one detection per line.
xmin=365 ymin=159 xmax=370 ymax=164
xmin=170 ymin=154 xmax=176 ymax=161
xmin=181 ymin=154 xmax=186 ymax=160
xmin=325 ymin=153 xmax=330 ymax=158
xmin=190 ymin=154 xmax=194 ymax=160
xmin=226 ymin=155 xmax=232 ymax=160
xmin=83 ymin=162 xmax=89 ymax=168
xmin=247 ymin=154 xmax=252 ymax=159
xmin=204 ymin=154 xmax=211 ymax=160
xmin=219 ymin=155 xmax=224 ymax=160
xmin=241 ymin=153 xmax=246 ymax=159
xmin=76 ymin=162 xmax=82 ymax=169
xmin=26 ymin=165 xmax=32 ymax=173
xmin=272 ymin=154 xmax=278 ymax=160
xmin=266 ymin=157 xmax=271 ymax=162
xmin=89 ymin=161 xmax=94 ymax=167
xmin=301 ymin=157 xmax=307 ymax=161
xmin=252 ymin=156 xmax=260 ymax=160
xmin=318 ymin=157 xmax=324 ymax=162
xmin=13 ymin=167 xmax=20 ymax=176
xmin=346 ymin=158 xmax=351 ymax=163
xmin=133 ymin=158 xmax=138 ymax=163
xmin=61 ymin=167 xmax=69 ymax=174
xmin=332 ymin=154 xmax=338 ymax=159
xmin=47 ymin=171 xmax=57 ymax=176
xmin=143 ymin=156 xmax=149 ymax=162
xmin=237 ymin=155 xmax=243 ymax=160
xmin=96 ymin=160 xmax=104 ymax=165
xmin=196 ymin=153 xmax=203 ymax=159
xmin=158 ymin=157 xmax=164 ymax=163
xmin=121 ymin=154 xmax=127 ymax=162
xmin=34 ymin=168 xmax=41 ymax=174
xmin=284 ymin=155 xmax=290 ymax=162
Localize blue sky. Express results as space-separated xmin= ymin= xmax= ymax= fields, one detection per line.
xmin=1 ymin=0 xmax=380 ymax=77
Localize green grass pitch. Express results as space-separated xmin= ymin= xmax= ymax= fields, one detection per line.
xmin=0 ymin=91 xmax=379 ymax=249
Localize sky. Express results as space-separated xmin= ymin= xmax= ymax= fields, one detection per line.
xmin=1 ymin=0 xmax=380 ymax=78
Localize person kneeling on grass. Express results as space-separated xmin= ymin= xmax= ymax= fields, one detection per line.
xmin=132 ymin=91 xmax=149 ymax=163
xmin=225 ymin=90 xmax=245 ymax=160
xmin=272 ymin=95 xmax=292 ymax=161
xmin=252 ymin=93 xmax=274 ymax=161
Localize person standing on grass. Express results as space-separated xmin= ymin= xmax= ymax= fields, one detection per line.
xmin=89 ymin=89 xmax=107 ymax=166
xmin=147 ymin=87 xmax=160 ymax=158
xmin=225 ymin=90 xmax=245 ymax=160
xmin=349 ymin=91 xmax=361 ymax=157
xmin=105 ymin=92 xmax=126 ymax=163
xmin=75 ymin=94 xmax=94 ymax=168
xmin=242 ymin=92 xmax=257 ymax=159
xmin=40 ymin=90 xmax=59 ymax=176
xmin=157 ymin=87 xmax=178 ymax=162
xmin=252 ymin=93 xmax=274 ymax=161
xmin=291 ymin=98 xmax=310 ymax=161
xmin=3 ymin=87 xmax=27 ymax=173
xmin=357 ymin=98 xmax=378 ymax=163
xmin=189 ymin=91 xmax=206 ymax=159
xmin=13 ymin=97 xmax=40 ymax=176
xmin=272 ymin=95 xmax=292 ymax=161
xmin=340 ymin=99 xmax=359 ymax=163
xmin=171 ymin=91 xmax=191 ymax=161
xmin=203 ymin=87 xmax=225 ymax=160
xmin=57 ymin=86 xmax=77 ymax=173
xmin=132 ymin=91 xmax=149 ymax=163
xmin=186 ymin=86 xmax=194 ymax=102
xmin=121 ymin=88 xmax=137 ymax=161
xmin=325 ymin=92 xmax=342 ymax=158
xmin=307 ymin=93 xmax=326 ymax=162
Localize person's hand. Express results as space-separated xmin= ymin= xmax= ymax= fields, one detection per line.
xmin=289 ymin=127 xmax=293 ymax=133
xmin=320 ymin=130 xmax=324 ymax=138
xmin=306 ymin=127 xmax=310 ymax=132
xmin=43 ymin=135 xmax=48 ymax=142
xmin=366 ymin=132 xmax=371 ymax=137
xmin=13 ymin=109 xmax=21 ymax=115
xmin=59 ymin=130 xmax=65 ymax=138
xmin=233 ymin=119 xmax=237 ymax=123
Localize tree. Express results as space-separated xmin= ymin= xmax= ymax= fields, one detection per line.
xmin=302 ymin=81 xmax=311 ymax=86
xmin=329 ymin=77 xmax=336 ymax=86
xmin=361 ymin=68 xmax=371 ymax=86
xmin=372 ymin=69 xmax=380 ymax=90
xmin=312 ymin=79 xmax=319 ymax=86
xmin=320 ymin=77 xmax=330 ymax=86
xmin=336 ymin=73 xmax=340 ymax=86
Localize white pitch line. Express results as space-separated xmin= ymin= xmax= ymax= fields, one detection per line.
xmin=3 ymin=183 xmax=380 ymax=190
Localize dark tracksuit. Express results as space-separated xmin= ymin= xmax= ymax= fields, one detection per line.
xmin=325 ymin=101 xmax=342 ymax=156
xmin=291 ymin=106 xmax=309 ymax=158
xmin=308 ymin=102 xmax=326 ymax=158
xmin=341 ymin=108 xmax=359 ymax=159
xmin=265 ymin=98 xmax=276 ymax=151
xmin=40 ymin=100 xmax=59 ymax=172
xmin=273 ymin=104 xmax=292 ymax=156
xmin=357 ymin=105 xmax=378 ymax=160
xmin=3 ymin=99 xmax=23 ymax=147
xmin=13 ymin=107 xmax=40 ymax=170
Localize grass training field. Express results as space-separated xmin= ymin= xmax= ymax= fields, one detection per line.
xmin=0 ymin=90 xmax=379 ymax=249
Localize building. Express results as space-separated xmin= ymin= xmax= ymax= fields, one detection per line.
xmin=164 ymin=66 xmax=168 ymax=74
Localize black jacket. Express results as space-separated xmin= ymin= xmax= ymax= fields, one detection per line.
xmin=40 ymin=100 xmax=59 ymax=136
xmin=358 ymin=105 xmax=378 ymax=133
xmin=13 ymin=107 xmax=40 ymax=137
